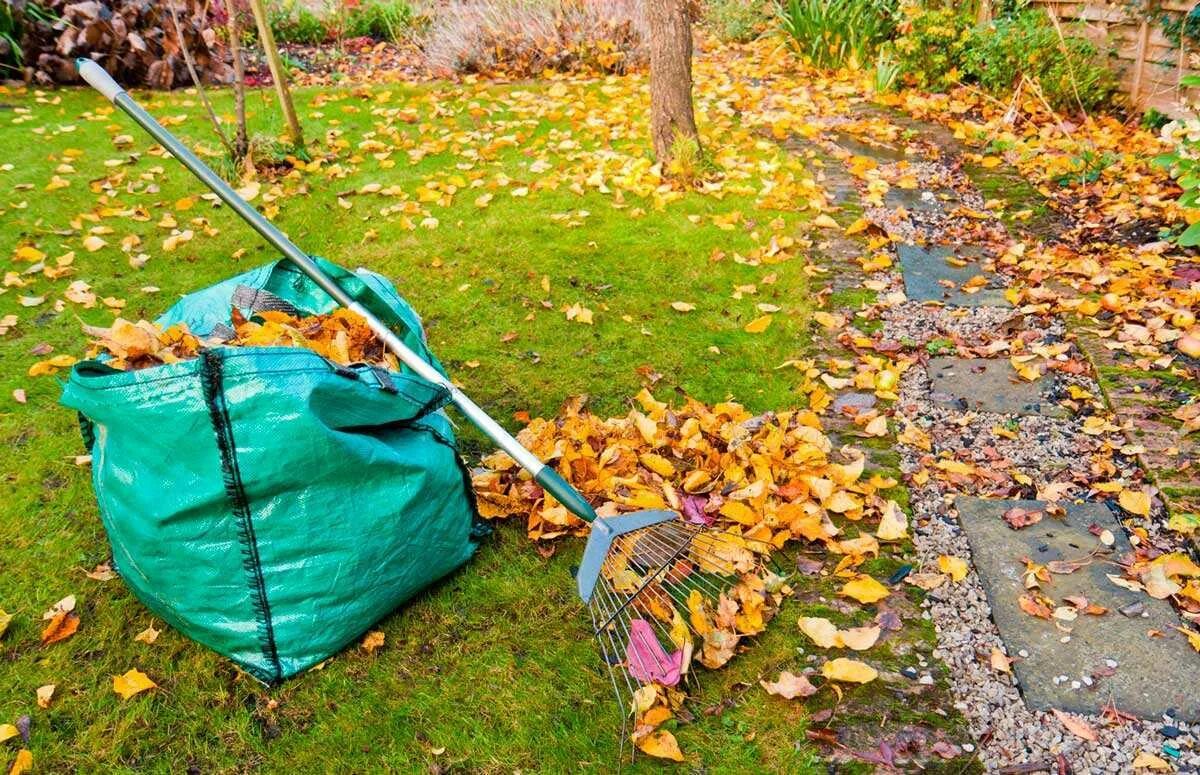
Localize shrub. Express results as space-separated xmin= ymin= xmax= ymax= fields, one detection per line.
xmin=269 ymin=3 xmax=328 ymax=45
xmin=343 ymin=0 xmax=416 ymax=42
xmin=706 ymin=0 xmax=770 ymax=43
xmin=962 ymin=9 xmax=1118 ymax=113
xmin=421 ymin=0 xmax=647 ymax=76
xmin=776 ymin=0 xmax=899 ymax=69
xmin=1155 ymin=74 xmax=1200 ymax=246
xmin=890 ymin=4 xmax=970 ymax=90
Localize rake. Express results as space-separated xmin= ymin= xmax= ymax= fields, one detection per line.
xmin=77 ymin=60 xmax=745 ymax=714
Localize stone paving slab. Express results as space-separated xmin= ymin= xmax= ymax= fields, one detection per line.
xmin=955 ymin=497 xmax=1200 ymax=721
xmin=897 ymin=243 xmax=1007 ymax=307
xmin=927 ymin=357 xmax=1067 ymax=418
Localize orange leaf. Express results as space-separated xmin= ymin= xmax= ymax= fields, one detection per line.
xmin=40 ymin=611 xmax=79 ymax=646
xmin=636 ymin=729 xmax=684 ymax=762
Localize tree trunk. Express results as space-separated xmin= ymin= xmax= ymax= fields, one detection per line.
xmin=246 ymin=0 xmax=305 ymax=150
xmin=226 ymin=3 xmax=250 ymax=164
xmin=646 ymin=0 xmax=698 ymax=164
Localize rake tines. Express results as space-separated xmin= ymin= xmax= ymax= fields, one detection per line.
xmin=587 ymin=520 xmax=752 ymax=716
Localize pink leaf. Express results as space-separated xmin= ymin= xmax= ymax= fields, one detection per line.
xmin=625 ymin=619 xmax=682 ymax=686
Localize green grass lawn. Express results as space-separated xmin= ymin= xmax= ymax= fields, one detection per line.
xmin=0 ymin=78 xmax=973 ymax=773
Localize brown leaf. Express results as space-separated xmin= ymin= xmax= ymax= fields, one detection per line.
xmin=40 ymin=611 xmax=79 ymax=646
xmin=1051 ymin=708 xmax=1097 ymax=741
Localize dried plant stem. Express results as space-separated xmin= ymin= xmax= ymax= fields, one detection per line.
xmin=168 ymin=0 xmax=235 ymax=159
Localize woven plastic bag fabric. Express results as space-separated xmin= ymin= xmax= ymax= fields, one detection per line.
xmin=60 ymin=258 xmax=480 ymax=683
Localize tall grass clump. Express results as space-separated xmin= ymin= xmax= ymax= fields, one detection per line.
xmin=421 ymin=0 xmax=647 ymax=76
xmin=776 ymin=0 xmax=899 ymax=69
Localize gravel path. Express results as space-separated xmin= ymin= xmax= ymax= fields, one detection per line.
xmin=826 ymin=122 xmax=1200 ymax=773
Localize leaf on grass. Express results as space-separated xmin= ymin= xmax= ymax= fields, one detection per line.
xmin=0 ymin=725 xmax=16 ymax=744
xmin=670 ymin=301 xmax=696 ymax=312
xmin=840 ymin=575 xmax=889 ymax=604
xmin=40 ymin=611 xmax=79 ymax=646
xmin=743 ymin=315 xmax=773 ymax=334
xmin=875 ymin=500 xmax=907 ymax=540
xmin=636 ymin=729 xmax=684 ymax=762
xmin=0 ymin=610 xmax=10 ymax=640
xmin=1051 ymin=708 xmax=1097 ymax=741
xmin=134 ymin=625 xmax=160 ymax=645
xmin=35 ymin=685 xmax=54 ymax=709
xmin=798 ymin=617 xmax=839 ymax=648
xmin=760 ymin=670 xmax=817 ymax=699
xmin=112 ymin=669 xmax=156 ymax=700
xmin=821 ymin=657 xmax=877 ymax=684
xmin=361 ymin=630 xmax=385 ymax=654
xmin=8 ymin=749 xmax=31 ymax=775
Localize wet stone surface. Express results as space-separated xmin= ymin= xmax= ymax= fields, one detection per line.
xmin=927 ymin=357 xmax=1067 ymax=418
xmin=885 ymin=186 xmax=943 ymax=215
xmin=896 ymin=242 xmax=1006 ymax=307
xmin=955 ymin=497 xmax=1200 ymax=722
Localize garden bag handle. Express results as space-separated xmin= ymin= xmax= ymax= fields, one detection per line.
xmin=75 ymin=59 xmax=596 ymax=524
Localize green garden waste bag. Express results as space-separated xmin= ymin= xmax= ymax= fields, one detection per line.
xmin=60 ymin=258 xmax=480 ymax=683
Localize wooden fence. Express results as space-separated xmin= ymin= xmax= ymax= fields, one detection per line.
xmin=1028 ymin=0 xmax=1198 ymax=116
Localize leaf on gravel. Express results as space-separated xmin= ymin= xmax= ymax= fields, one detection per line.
xmin=40 ymin=611 xmax=79 ymax=646
xmin=112 ymin=669 xmax=156 ymax=700
xmin=937 ymin=555 xmax=968 ymax=582
xmin=1131 ymin=751 xmax=1172 ymax=771
xmin=822 ymin=657 xmax=877 ymax=684
xmin=636 ymin=729 xmax=684 ymax=762
xmin=1051 ymin=708 xmax=1097 ymax=741
xmin=1119 ymin=488 xmax=1151 ymax=516
xmin=840 ymin=574 xmax=889 ymax=604
xmin=760 ymin=670 xmax=817 ymax=699
xmin=989 ymin=647 xmax=1013 ymax=674
xmin=905 ymin=572 xmax=946 ymax=590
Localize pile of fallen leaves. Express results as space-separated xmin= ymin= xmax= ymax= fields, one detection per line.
xmin=473 ymin=389 xmax=912 ymax=759
xmin=57 ymin=307 xmax=394 ymax=373
xmin=15 ymin=0 xmax=231 ymax=87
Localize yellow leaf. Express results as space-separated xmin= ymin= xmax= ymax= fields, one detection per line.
xmin=821 ymin=657 xmax=877 ymax=683
xmin=798 ymin=616 xmax=839 ymax=648
xmin=82 ymin=235 xmax=106 ymax=252
xmin=812 ymin=213 xmax=839 ymax=229
xmin=1131 ymin=751 xmax=1172 ymax=771
xmin=112 ymin=668 xmax=156 ymax=700
xmin=837 ymin=625 xmax=881 ymax=651
xmin=938 ymin=555 xmax=968 ymax=582
xmin=36 ymin=684 xmax=54 ymax=709
xmin=840 ymin=574 xmax=889 ymax=604
xmin=0 ymin=725 xmax=16 ymax=744
xmin=719 ymin=501 xmax=759 ymax=526
xmin=0 ymin=610 xmax=10 ymax=639
xmin=844 ymin=217 xmax=869 ymax=235
xmin=8 ymin=749 xmax=31 ymax=775
xmin=361 ymin=630 xmax=385 ymax=654
xmin=760 ymin=670 xmax=817 ymax=699
xmin=134 ymin=625 xmax=160 ymax=644
xmin=875 ymin=500 xmax=907 ymax=541
xmin=1119 ymin=489 xmax=1151 ymax=517
xmin=636 ymin=729 xmax=684 ymax=762
xmin=743 ymin=315 xmax=773 ymax=334
xmin=14 ymin=246 xmax=45 ymax=263
xmin=670 ymin=301 xmax=696 ymax=312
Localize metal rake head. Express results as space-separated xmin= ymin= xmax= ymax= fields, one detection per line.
xmin=584 ymin=518 xmax=753 ymax=716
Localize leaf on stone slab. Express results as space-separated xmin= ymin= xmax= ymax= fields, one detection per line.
xmin=760 ymin=670 xmax=817 ymax=700
xmin=1002 ymin=506 xmax=1043 ymax=530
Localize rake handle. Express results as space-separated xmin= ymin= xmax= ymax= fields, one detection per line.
xmin=75 ymin=59 xmax=598 ymax=524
